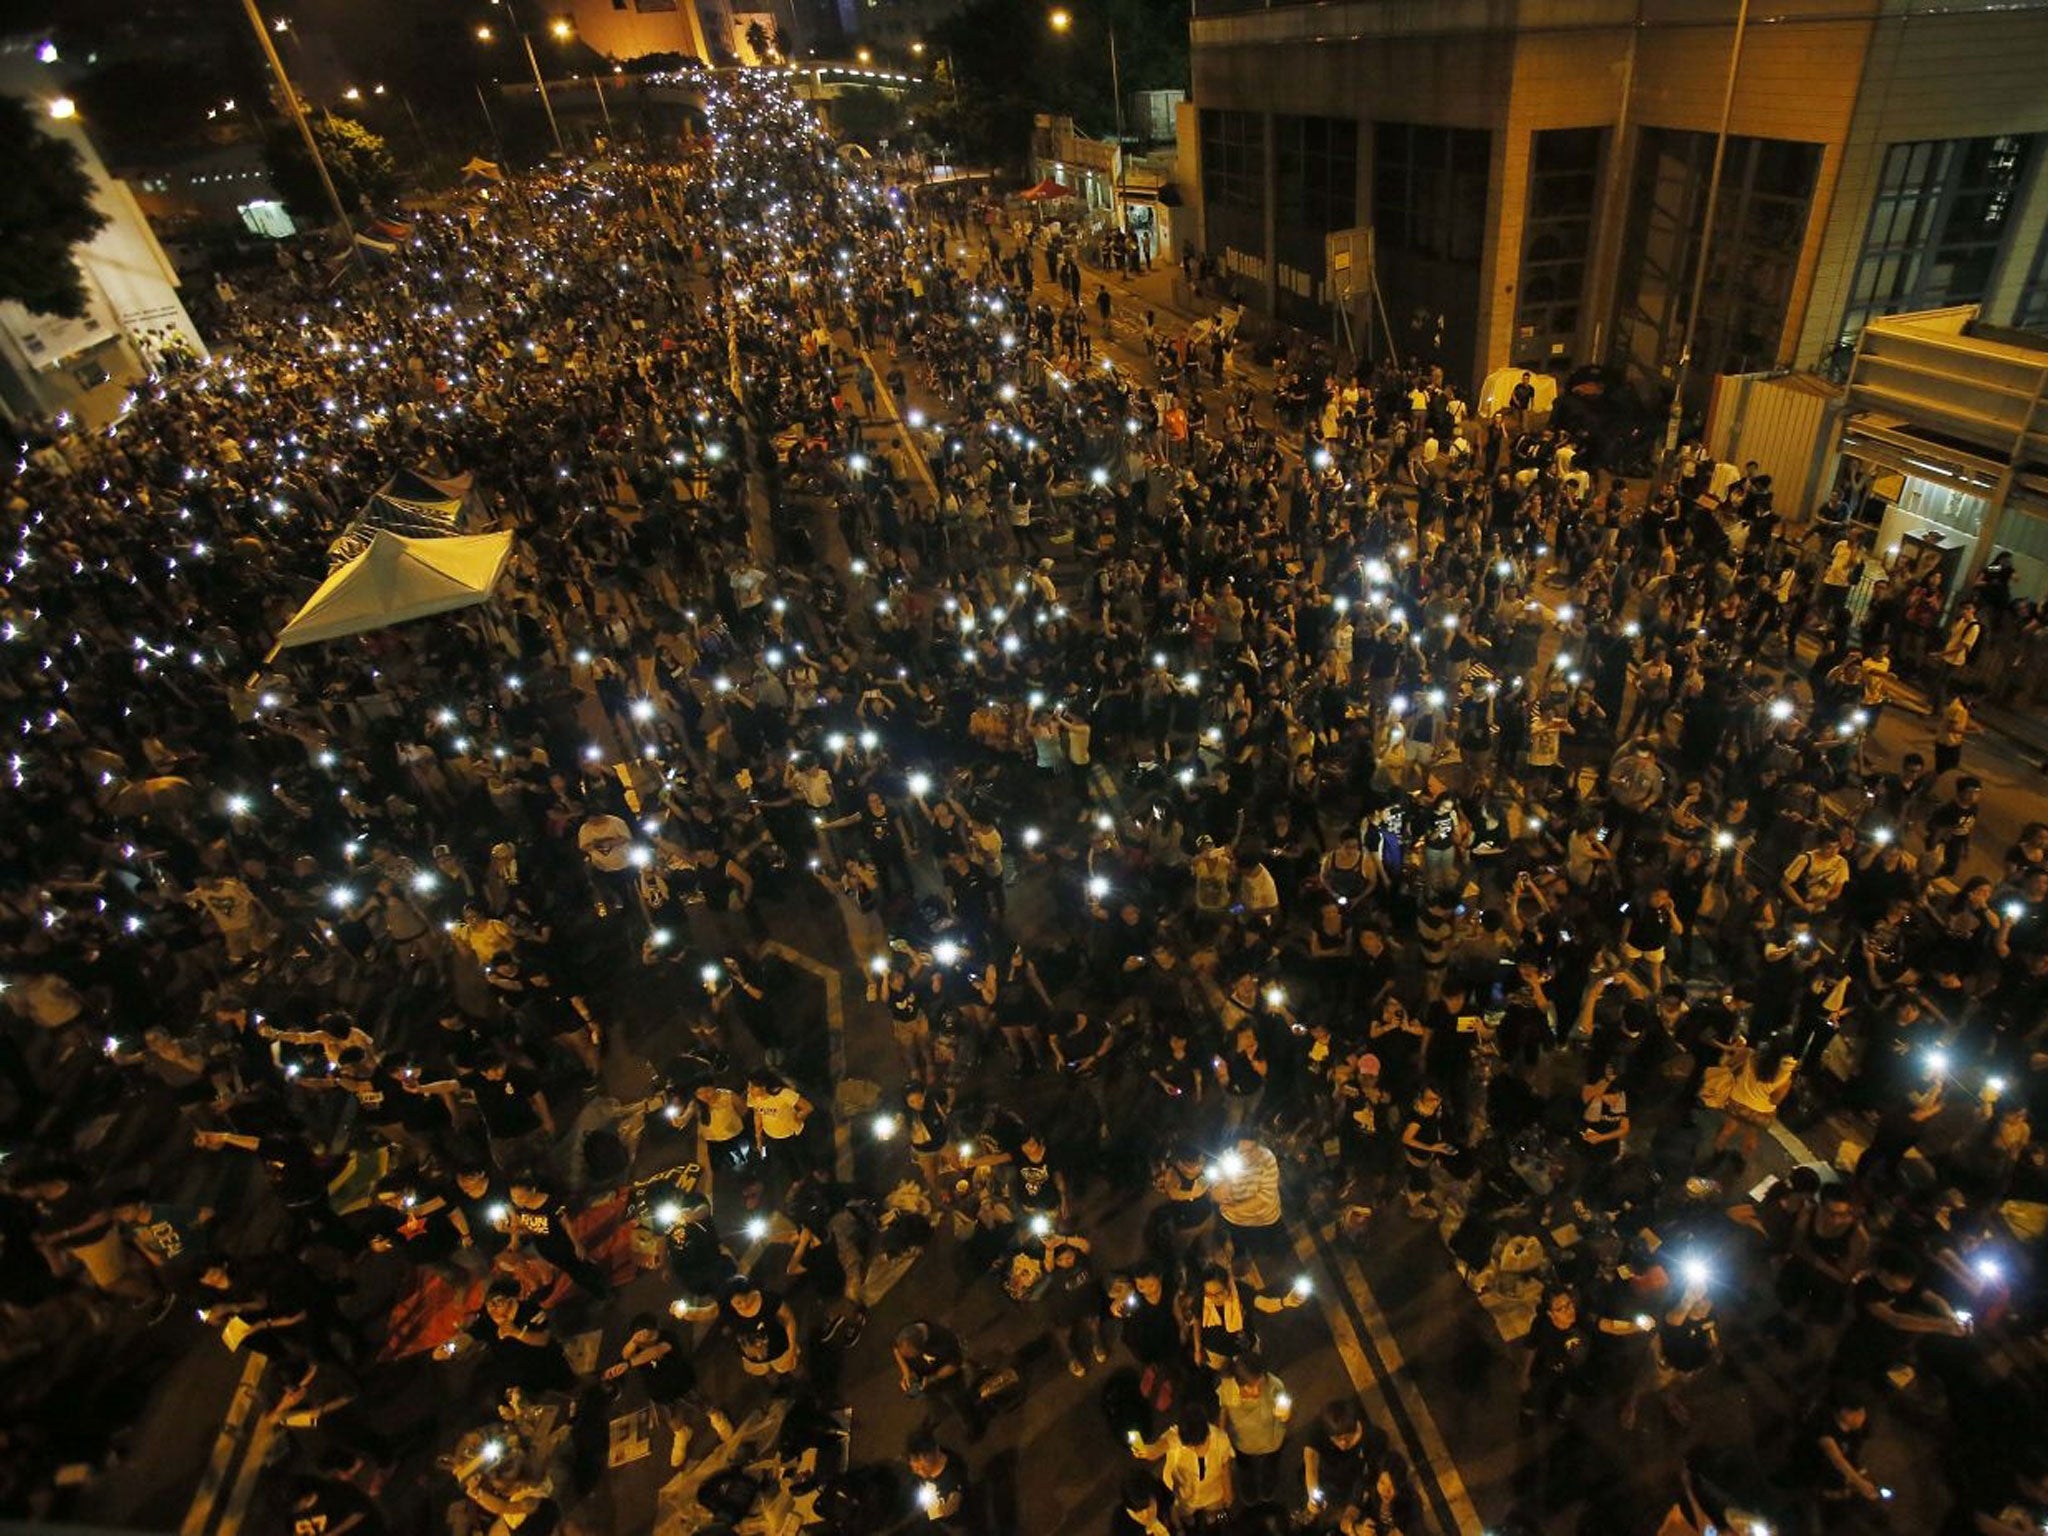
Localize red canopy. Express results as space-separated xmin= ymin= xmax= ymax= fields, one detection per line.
xmin=1021 ymin=177 xmax=1076 ymax=201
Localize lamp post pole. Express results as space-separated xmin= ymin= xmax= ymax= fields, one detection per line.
xmin=1107 ymin=20 xmax=1125 ymax=230
xmin=238 ymin=0 xmax=367 ymax=281
xmin=500 ymin=0 xmax=565 ymax=154
xmin=1662 ymin=0 xmax=1751 ymax=466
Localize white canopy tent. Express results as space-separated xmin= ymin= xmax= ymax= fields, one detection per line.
xmin=273 ymin=529 xmax=514 ymax=653
xmin=1477 ymin=367 xmax=1559 ymax=420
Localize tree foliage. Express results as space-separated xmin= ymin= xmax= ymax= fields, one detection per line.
xmin=268 ymin=113 xmax=397 ymax=223
xmin=0 ymin=97 xmax=110 ymax=320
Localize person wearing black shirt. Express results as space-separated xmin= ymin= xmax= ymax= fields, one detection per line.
xmin=603 ymin=1313 xmax=725 ymax=1466
xmin=905 ymin=1433 xmax=973 ymax=1527
xmin=1111 ymin=1470 xmax=1175 ymax=1536
xmin=1797 ymin=1393 xmax=1883 ymax=1510
xmin=1299 ymin=1398 xmax=1382 ymax=1523
xmin=1835 ymin=1250 xmax=1969 ymax=1387
xmin=1007 ymin=1131 xmax=1069 ymax=1226
xmin=1521 ymin=1286 xmax=1593 ymax=1421
xmin=487 ymin=959 xmax=601 ymax=1079
xmin=197 ymin=1254 xmax=356 ymax=1371
xmin=892 ymin=1318 xmax=984 ymax=1436
xmin=679 ymin=1276 xmax=801 ymax=1382
xmin=465 ymin=1278 xmax=576 ymax=1398
xmin=285 ymin=1470 xmax=388 ymax=1536
xmin=1049 ymin=1010 xmax=1115 ymax=1131
xmin=504 ymin=1176 xmax=607 ymax=1298
xmin=461 ymin=1054 xmax=556 ymax=1172
xmin=1399 ymin=1085 xmax=1454 ymax=1218
xmin=450 ymin=1163 xmax=510 ymax=1262
xmin=193 ymin=1127 xmax=362 ymax=1256
xmin=362 ymin=1172 xmax=470 ymax=1272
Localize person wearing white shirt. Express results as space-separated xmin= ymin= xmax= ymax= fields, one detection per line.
xmin=1132 ymin=1405 xmax=1236 ymax=1520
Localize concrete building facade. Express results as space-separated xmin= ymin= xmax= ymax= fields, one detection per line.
xmin=1186 ymin=0 xmax=2048 ymax=397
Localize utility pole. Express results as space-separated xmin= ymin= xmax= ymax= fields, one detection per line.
xmin=497 ymin=0 xmax=565 ymax=154
xmin=1662 ymin=0 xmax=1751 ymax=467
xmin=239 ymin=0 xmax=369 ymax=284
xmin=1108 ymin=21 xmax=1126 ymax=230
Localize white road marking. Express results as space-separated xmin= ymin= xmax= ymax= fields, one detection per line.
xmin=760 ymin=941 xmax=851 ymax=1181
xmin=1304 ymin=1232 xmax=1488 ymax=1536
xmin=180 ymin=1350 xmax=267 ymax=1536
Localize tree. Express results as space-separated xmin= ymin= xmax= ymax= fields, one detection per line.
xmin=0 ymin=97 xmax=109 ymax=319
xmin=830 ymin=86 xmax=904 ymax=145
xmin=745 ymin=20 xmax=773 ymax=63
xmin=267 ymin=114 xmax=396 ymax=222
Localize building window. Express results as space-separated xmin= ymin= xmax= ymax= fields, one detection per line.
xmin=2017 ymin=227 xmax=2048 ymax=333
xmin=1835 ymin=135 xmax=2035 ymax=360
xmin=1372 ymin=122 xmax=1489 ymax=265
xmin=1513 ymin=126 xmax=1603 ymax=370
xmin=1610 ymin=127 xmax=1820 ymax=400
xmin=1272 ymin=114 xmax=1358 ymax=321
xmin=1200 ymin=108 xmax=1266 ymax=274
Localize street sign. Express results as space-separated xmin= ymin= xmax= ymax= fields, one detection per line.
xmin=1325 ymin=227 xmax=1375 ymax=301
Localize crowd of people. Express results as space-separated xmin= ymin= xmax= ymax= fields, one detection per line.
xmin=2 ymin=62 xmax=2046 ymax=1536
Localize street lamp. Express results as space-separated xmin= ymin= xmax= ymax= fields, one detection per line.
xmin=551 ymin=18 xmax=573 ymax=39
xmin=47 ymin=95 xmax=76 ymax=119
xmin=238 ymin=0 xmax=366 ymax=283
xmin=477 ymin=0 xmax=564 ymax=154
xmin=1048 ymin=7 xmax=1125 ymax=229
xmin=342 ymin=85 xmax=361 ymax=101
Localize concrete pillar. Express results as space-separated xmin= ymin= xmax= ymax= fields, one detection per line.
xmin=1261 ymin=110 xmax=1279 ymax=313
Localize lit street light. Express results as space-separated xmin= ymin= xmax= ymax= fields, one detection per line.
xmin=1047 ymin=7 xmax=1126 ymax=228
xmin=476 ymin=0 xmax=565 ymax=154
xmin=47 ymin=95 xmax=76 ymax=119
xmin=239 ymin=0 xmax=365 ymax=281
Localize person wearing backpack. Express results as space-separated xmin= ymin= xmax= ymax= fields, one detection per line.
xmin=1935 ymin=599 xmax=1982 ymax=711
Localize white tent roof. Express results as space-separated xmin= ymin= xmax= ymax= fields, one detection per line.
xmin=1477 ymin=367 xmax=1560 ymax=419
xmin=275 ymin=529 xmax=513 ymax=650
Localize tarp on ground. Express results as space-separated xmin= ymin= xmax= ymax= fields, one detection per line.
xmin=328 ymin=468 xmax=485 ymax=563
xmin=276 ymin=529 xmax=513 ymax=650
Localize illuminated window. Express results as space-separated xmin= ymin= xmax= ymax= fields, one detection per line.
xmin=1836 ymin=135 xmax=2035 ymax=360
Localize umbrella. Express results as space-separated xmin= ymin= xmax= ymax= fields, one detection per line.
xmin=1020 ymin=178 xmax=1075 ymax=201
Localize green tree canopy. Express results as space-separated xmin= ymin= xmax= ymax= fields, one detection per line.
xmin=0 ymin=97 xmax=110 ymax=320
xmin=268 ymin=113 xmax=397 ymax=222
